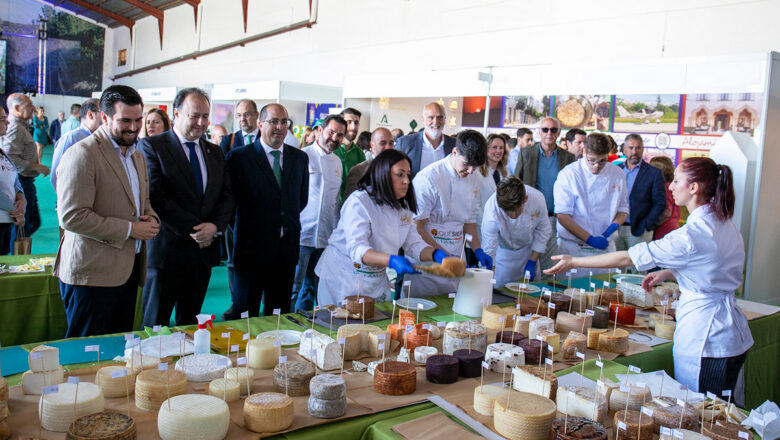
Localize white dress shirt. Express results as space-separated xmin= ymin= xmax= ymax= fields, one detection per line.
xmin=241 ymin=128 xmax=259 ymax=145
xmin=420 ymin=132 xmax=447 ymax=172
xmin=102 ymin=127 xmax=142 ymax=253
xmin=173 ymin=128 xmax=208 ymax=189
xmin=260 ymin=137 xmax=283 ymax=169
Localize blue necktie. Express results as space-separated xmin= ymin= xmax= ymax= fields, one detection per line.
xmin=185 ymin=142 xmax=203 ymax=196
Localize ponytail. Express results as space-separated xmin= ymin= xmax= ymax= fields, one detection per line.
xmin=713 ymin=164 xmax=735 ymax=221
xmin=679 ymin=157 xmax=735 ymax=221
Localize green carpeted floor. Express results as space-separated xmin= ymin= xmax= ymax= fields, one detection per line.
xmin=33 ymin=146 xmax=232 ymax=325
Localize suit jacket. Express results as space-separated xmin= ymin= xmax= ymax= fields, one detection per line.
xmin=343 ymin=158 xmax=370 ymax=202
xmin=226 ymin=141 xmax=309 ymax=271
xmin=513 ymin=142 xmax=576 ymax=187
xmin=54 ymin=128 xmax=158 ymax=287
xmin=219 ymin=130 xmax=246 ymax=156
xmin=49 ymin=118 xmax=63 ymax=144
xmin=139 ymin=130 xmax=234 ymax=270
xmin=618 ymin=160 xmax=667 ymax=236
xmin=395 ymin=131 xmax=455 ymax=177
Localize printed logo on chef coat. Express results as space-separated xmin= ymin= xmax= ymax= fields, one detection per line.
xmin=529 ymin=210 xmax=540 ymax=220
xmin=354 ymin=263 xmax=385 ymax=278
xmin=431 ymin=229 xmax=463 ymax=242
xmin=400 ymin=213 xmax=411 ymax=226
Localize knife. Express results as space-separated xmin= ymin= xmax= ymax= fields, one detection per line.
xmin=285 ymin=315 xmax=309 ymax=330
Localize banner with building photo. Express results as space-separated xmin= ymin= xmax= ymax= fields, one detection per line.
xmin=502 ymin=96 xmax=551 ymax=128
xmin=681 ymin=93 xmax=762 ymax=136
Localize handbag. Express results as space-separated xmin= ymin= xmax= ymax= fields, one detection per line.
xmin=13 ymin=226 xmax=32 ymax=255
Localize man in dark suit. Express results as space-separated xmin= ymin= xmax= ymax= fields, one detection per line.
xmin=139 ymin=88 xmax=234 ymax=327
xmin=395 ymin=102 xmax=455 ymax=177
xmin=49 ymin=111 xmax=65 ymax=144
xmin=514 ymin=117 xmax=575 ymax=279
xmin=226 ymin=103 xmax=308 ymax=317
xmin=615 ymin=134 xmax=666 ymax=254
xmin=219 ymin=99 xmax=258 ymax=155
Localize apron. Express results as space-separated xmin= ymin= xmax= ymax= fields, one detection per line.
xmin=404 ymin=221 xmax=463 ymax=296
xmin=315 ymin=247 xmax=391 ymax=305
xmin=0 ymin=153 xmax=18 ymax=222
xmin=495 ymin=246 xmax=533 ymax=287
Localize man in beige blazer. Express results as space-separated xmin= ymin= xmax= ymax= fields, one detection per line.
xmin=54 ymin=85 xmax=159 ymax=337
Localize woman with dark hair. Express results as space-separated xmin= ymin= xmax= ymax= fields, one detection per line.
xmin=545 ymin=157 xmax=753 ymax=396
xmin=315 ymin=149 xmax=444 ymax=305
xmin=476 ymin=134 xmax=510 ymax=235
xmin=356 ymin=130 xmax=373 ymax=160
xmin=649 ymin=155 xmax=680 ymax=239
xmin=142 ymin=108 xmax=171 ymax=138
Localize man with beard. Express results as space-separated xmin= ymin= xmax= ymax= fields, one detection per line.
xmin=220 ymin=99 xmax=259 ymax=154
xmin=615 ymin=134 xmax=666 ymax=255
xmin=334 ymin=108 xmax=364 ymax=201
xmin=506 ymin=127 xmax=533 ymax=173
xmin=343 ymin=127 xmax=395 ymax=201
xmin=292 ymin=114 xmax=346 ymax=312
xmin=139 ymin=88 xmax=234 ymax=327
xmin=563 ymin=128 xmax=586 ymax=159
xmin=396 ymin=102 xmax=455 ymax=177
xmin=54 ymin=85 xmax=160 ymax=337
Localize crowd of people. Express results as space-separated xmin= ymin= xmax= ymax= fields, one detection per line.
xmin=0 ymin=85 xmax=750 ymax=394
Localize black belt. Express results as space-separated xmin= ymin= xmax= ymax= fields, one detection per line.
xmin=623 ymin=222 xmax=631 ymax=226
xmin=548 ymin=213 xmax=556 ymax=217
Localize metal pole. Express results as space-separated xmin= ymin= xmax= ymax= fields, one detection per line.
xmin=37 ymin=20 xmax=48 ymax=94
xmin=481 ymin=67 xmax=493 ymax=135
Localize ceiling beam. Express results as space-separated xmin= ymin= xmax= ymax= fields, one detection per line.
xmin=177 ymin=0 xmax=200 ymax=28
xmin=53 ymin=0 xmax=136 ymax=36
xmin=242 ymin=0 xmax=248 ymax=33
xmin=119 ymin=0 xmax=164 ymax=49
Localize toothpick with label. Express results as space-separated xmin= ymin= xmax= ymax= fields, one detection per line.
xmin=577 ymin=351 xmax=586 ymax=387
xmin=273 ymin=308 xmax=282 ymax=339
xmin=678 ymin=385 xmax=689 ymax=429
xmin=596 ymin=354 xmax=604 ymax=380
xmin=242 ymin=332 xmax=250 ymax=392
xmin=449 ymin=292 xmax=456 ymax=323
xmin=343 ymin=299 xmax=349 ymax=326
xmin=543 ymin=345 xmax=554 ymax=396
xmin=154 ymin=324 xmax=163 ymax=358
xmin=416 ymin=302 xmax=423 ymax=324
xmin=159 ymin=362 xmax=171 ymax=410
xmin=110 ymin=367 xmax=131 ymax=415
xmin=360 ymin=297 xmax=367 ymax=325
xmin=584 ymin=309 xmax=595 ymax=334
xmin=499 ymin=316 xmax=506 ymax=344
xmin=311 ymin=306 xmax=319 ymax=330
xmin=613 ymin=305 xmax=620 ymax=335
xmin=656 ymin=370 xmax=665 ymax=396
xmin=222 ymin=331 xmax=231 ymax=358
xmin=242 ymin=310 xmax=251 ymax=335
xmin=40 ymin=383 xmax=58 ymax=440
xmin=279 ymin=355 xmax=288 ymax=395
xmin=565 ymin=389 xmax=575 ymax=432
xmin=330 ymin=310 xmax=336 ymax=338
xmin=338 ymin=337 xmax=346 ymax=375
xmin=641 ymin=403 xmax=654 ymax=440
xmin=217 ymin=357 xmax=229 ymax=399
xmin=68 ymin=376 xmax=79 ymax=426
xmin=547 ymin=299 xmax=555 ymax=319
xmin=85 ymin=344 xmax=100 ymax=376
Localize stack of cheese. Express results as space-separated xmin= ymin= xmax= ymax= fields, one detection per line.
xmin=67 ymin=411 xmax=136 ymax=440
xmin=646 ymin=397 xmax=699 ymax=432
xmin=158 ymin=394 xmax=229 ymax=440
xmin=493 ymin=390 xmax=557 ymax=440
xmin=550 ymin=416 xmax=608 ymax=440
xmin=95 ymin=365 xmax=136 ymax=398
xmin=473 ymin=384 xmax=508 ymax=416
xmin=174 ymin=353 xmax=232 ymax=382
xmin=308 ymin=374 xmax=347 ymax=419
xmin=273 ymin=361 xmax=314 ymax=396
xmin=512 ymin=365 xmax=557 ymax=400
xmin=224 ymin=367 xmax=254 ymax=395
xmin=443 ymin=321 xmax=487 ymax=355
xmin=485 ymin=343 xmax=525 ymax=373
xmin=481 ymin=305 xmax=516 ymax=331
xmin=244 ymin=392 xmax=294 ymax=433
xmin=39 ymin=382 xmax=104 ymax=432
xmin=337 ymin=324 xmax=388 ymax=360
xmin=247 ymin=337 xmax=281 ymax=369
xmin=135 ymin=369 xmax=188 ymax=411
xmin=207 ymin=378 xmax=241 ymax=402
xmin=22 ymin=345 xmax=64 ymax=395
xmin=555 ymin=386 xmax=608 ymax=424
xmin=299 ymin=329 xmax=342 ymax=371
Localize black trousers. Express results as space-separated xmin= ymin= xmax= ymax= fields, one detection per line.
xmin=699 ymin=351 xmax=747 ymax=398
xmin=141 ymin=261 xmax=212 ymax=327
xmin=233 ymin=255 xmax=295 ymax=317
xmin=0 ymin=223 xmax=12 ymax=256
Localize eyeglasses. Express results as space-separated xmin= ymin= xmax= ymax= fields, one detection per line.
xmin=540 ymin=127 xmax=559 ymax=133
xmin=263 ymin=119 xmax=292 ymax=128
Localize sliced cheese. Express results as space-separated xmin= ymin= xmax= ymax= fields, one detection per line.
xmin=556 ymin=385 xmax=608 ymax=424
xmin=174 ymin=354 xmax=232 ymax=382
xmin=135 ymin=369 xmax=188 ymax=412
xmin=485 ymin=343 xmax=525 ymax=373
xmin=247 ymin=338 xmax=281 ymax=369
xmin=562 ymin=332 xmax=587 ymax=360
xmin=39 ymin=382 xmax=104 ymax=432
xmin=207 ymin=378 xmax=240 ymax=402
xmin=224 ymin=367 xmax=254 ymax=395
xmin=158 ymin=394 xmax=229 ymax=440
xmin=95 ymin=365 xmax=136 ymax=398
xmin=22 ymin=366 xmax=64 ymax=395
xmin=513 ymin=315 xmax=532 ymax=336
xmin=555 ymin=311 xmax=592 ymax=335
xmin=336 ymin=324 xmax=387 ymax=360
xmin=587 ymin=328 xmax=607 ymax=349
xmin=493 ymin=390 xmax=557 ymax=440
xmin=244 ymin=392 xmax=294 ymax=433
xmin=598 ymin=328 xmax=629 ymax=354
xmin=511 ymin=365 xmax=557 ymax=400
xmin=298 ymin=329 xmax=341 ymax=371
xmin=443 ymin=321 xmax=487 ymax=355
xmin=539 ymin=330 xmax=560 ymax=354
xmin=29 ymin=345 xmax=59 ymax=372
xmin=473 ymin=384 xmax=509 ymax=416
xmin=528 ymin=316 xmax=554 ymax=339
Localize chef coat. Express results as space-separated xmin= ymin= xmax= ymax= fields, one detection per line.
xmin=299 ymin=144 xmax=343 ymax=248
xmin=405 ymin=157 xmax=481 ymax=296
xmin=481 ymin=186 xmax=551 ymax=286
xmin=628 ymin=204 xmax=753 ymax=392
xmin=315 ymin=190 xmax=429 ymax=306
xmin=475 ymin=168 xmax=498 ymax=238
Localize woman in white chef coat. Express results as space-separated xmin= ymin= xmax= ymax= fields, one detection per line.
xmin=476 ymin=134 xmax=510 ymax=235
xmin=315 ymin=150 xmax=445 ymax=305
xmin=544 ymin=157 xmax=753 ymax=396
xmin=482 ymin=176 xmax=551 ymax=286
xmin=553 ymin=132 xmax=628 ymax=275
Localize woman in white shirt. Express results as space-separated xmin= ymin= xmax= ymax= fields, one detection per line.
xmin=315 ymin=149 xmax=445 ymax=305
xmin=476 ymin=134 xmax=510 ymax=234
xmin=544 ymin=157 xmax=753 ymax=396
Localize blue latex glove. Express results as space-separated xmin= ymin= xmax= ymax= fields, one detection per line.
xmin=473 ymin=248 xmax=493 ymax=270
xmin=523 ymin=260 xmax=537 ymax=281
xmin=602 ymin=222 xmax=619 ymax=238
xmin=389 ymin=255 xmax=418 ymax=276
xmin=586 ymin=235 xmax=609 ymax=250
xmin=432 ymin=249 xmax=449 ymax=264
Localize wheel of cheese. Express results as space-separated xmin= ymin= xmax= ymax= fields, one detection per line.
xmin=0 ymin=377 xmax=7 ymax=403
xmin=425 ymin=354 xmax=459 ymax=384
xmin=485 ymin=343 xmax=525 ymax=373
xmin=702 ymin=422 xmax=751 ymax=440
xmin=598 ymin=328 xmax=630 ymax=354
xmin=174 ymin=354 xmax=232 ymax=382
xmin=473 ymin=384 xmax=509 ymax=416
xmin=562 ymin=332 xmax=587 ymax=360
xmin=158 ymin=394 xmax=229 ymax=440
xmin=22 ymin=366 xmax=64 ymax=395
xmin=511 ymin=365 xmax=558 ymax=400
xmin=442 ymin=321 xmax=487 ymax=355
xmin=645 ymin=396 xmax=698 ymax=433
xmin=247 ymin=338 xmax=281 ymax=369
xmin=550 ymin=416 xmax=607 ymax=439
xmin=556 ymin=386 xmax=608 ymax=425
xmin=125 ymin=354 xmax=161 ymax=373
xmin=344 ymin=295 xmax=375 ymax=319
xmin=374 ymin=361 xmax=416 ymax=395
xmin=608 ymin=384 xmax=653 ymax=412
xmin=591 ymin=306 xmax=610 ymax=329
xmin=413 ymin=346 xmax=438 ymax=363
xmin=517 ymin=338 xmax=547 ymax=366
xmin=613 ymin=410 xmax=653 ymax=440
xmin=655 ymin=321 xmax=676 ymax=340
xmin=598 ymin=288 xmax=623 ymax=305
xmin=96 ymin=366 xmax=136 ymax=398
xmin=224 ymin=367 xmax=254 ymax=395
xmin=135 ymin=369 xmax=187 ymax=412
xmin=528 ymin=316 xmax=554 ymax=339
xmin=273 ymin=361 xmax=314 ymax=396
xmin=481 ymin=305 xmax=516 ymax=330
xmin=207 ymin=378 xmax=240 ymax=402
xmin=308 ymin=395 xmax=346 ymax=419
xmin=29 ymin=345 xmax=60 ymax=372
xmin=495 ymin=331 xmax=526 ymax=345
xmin=309 ymin=373 xmax=346 ymax=400
xmin=452 ymin=349 xmax=483 ymax=378
xmin=493 ymin=390 xmax=557 ymax=440
xmin=39 ymin=382 xmax=105 ymax=432
xmin=66 ymin=411 xmax=136 ymax=440
xmin=337 ymin=323 xmax=387 ymax=359
xmin=568 ymin=291 xmax=589 ymax=313
xmin=404 ymin=323 xmax=432 ymax=350
xmin=587 ymin=328 xmax=607 ymax=349
xmin=244 ymin=392 xmax=294 ymax=433
xmin=609 ymin=302 xmax=636 ymax=325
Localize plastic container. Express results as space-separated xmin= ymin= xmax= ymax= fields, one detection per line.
xmin=194 ymin=314 xmax=215 ymax=355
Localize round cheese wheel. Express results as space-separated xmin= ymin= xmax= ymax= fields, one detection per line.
xmin=39 ymin=382 xmax=105 ymax=432
xmin=413 ymin=346 xmax=438 ymax=363
xmin=550 ymin=416 xmax=607 ymax=439
xmin=374 ymin=361 xmax=416 ymax=395
xmin=443 ymin=321 xmax=487 ymax=355
xmin=308 ymin=396 xmax=346 ymax=419
xmin=174 ymin=354 xmax=232 ymax=382
xmin=207 ymin=378 xmax=240 ymax=402
xmin=655 ymin=321 xmax=676 ymax=340
xmin=158 ymin=394 xmax=229 ymax=440
xmin=125 ymin=354 xmax=160 ymax=373
xmin=66 ymin=411 xmax=136 ymax=440
xmin=246 ymin=338 xmax=281 ymax=369
xmin=452 ymin=349 xmax=483 ymax=378
xmin=646 ymin=396 xmax=698 ymax=433
xmin=344 ymin=295 xmax=375 ymax=319
xmin=485 ymin=343 xmax=525 ymax=373
xmin=609 ymin=302 xmax=636 ymax=325
xmin=135 ymin=369 xmax=188 ymax=412
xmin=473 ymin=384 xmax=508 ymax=416
xmin=517 ymin=338 xmax=548 ymax=366
xmin=495 ymin=331 xmax=526 ymax=345
xmin=425 ymin=355 xmax=459 ymax=384
xmin=598 ymin=328 xmax=630 ymax=354
xmin=244 ymin=392 xmax=294 ymax=433
xmin=493 ymin=390 xmax=557 ymax=440
xmin=608 ymin=384 xmax=653 ymax=412
xmin=273 ymin=361 xmax=314 ymax=397
xmin=224 ymin=367 xmax=254 ymax=395
xmin=96 ymin=366 xmax=136 ymax=398
xmin=613 ymin=410 xmax=653 ymax=440
xmin=309 ymin=373 xmax=346 ymax=400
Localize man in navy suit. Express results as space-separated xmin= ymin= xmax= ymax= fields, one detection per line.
xmin=226 ymin=103 xmax=309 ymax=317
xmin=219 ymin=99 xmax=259 ymax=155
xmin=395 ymin=102 xmax=455 ymax=177
xmin=615 ymin=134 xmax=666 ymax=253
xmin=139 ymin=88 xmax=234 ymax=326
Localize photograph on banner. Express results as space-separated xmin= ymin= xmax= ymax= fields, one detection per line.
xmin=679 ymin=149 xmax=710 ymax=160
xmin=306 ymin=103 xmax=341 ymax=126
xmin=641 ymin=147 xmax=679 ymax=166
xmin=681 ymin=93 xmax=762 ymax=136
xmin=553 ymin=95 xmax=611 ymax=131
xmin=369 ymin=97 xmax=462 ymax=135
xmin=502 ymin=95 xmax=551 ymax=128
xmin=461 ymin=96 xmax=503 ymax=128
xmin=613 ymin=94 xmax=681 ymax=134
xmin=0 ymin=40 xmax=6 ymax=94
xmin=211 ymin=103 xmax=235 ymax=131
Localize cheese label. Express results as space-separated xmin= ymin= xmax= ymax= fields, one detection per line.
xmin=739 ymin=431 xmax=750 ymax=439
xmin=465 ymin=233 xmax=473 ymax=241
xmin=314 ymin=306 xmax=322 ymax=311
xmin=641 ymin=406 xmax=653 ymax=416
xmin=377 ymin=334 xmax=386 ymax=340
xmin=567 ymin=390 xmax=576 ymax=399
xmin=580 ymin=288 xmax=585 ymax=293
xmin=124 ymin=334 xmax=134 ymax=341
xmin=673 ymin=430 xmax=684 ymax=439
xmin=421 ymin=324 xmax=430 ymax=330
xmin=449 ymin=293 xmax=456 ymax=298
xmin=616 ymin=268 xmax=621 ymax=274
xmin=603 ymin=281 xmax=610 ymax=287
xmin=217 ymin=357 xmax=228 ymax=366
xmin=628 ymin=365 xmax=641 ymax=373
xmin=515 ymin=304 xmax=521 ymax=310
xmin=30 ymin=352 xmax=42 ymax=360
xmin=706 ymin=391 xmax=717 ymax=400
xmin=331 ymin=311 xmax=338 ymax=317
xmin=437 ymin=321 xmax=446 ymax=327
xmin=237 ymin=357 xmax=247 ymax=365
xmin=221 ymin=332 xmax=230 ymax=338
xmin=576 ymin=352 xmax=585 ymax=359
xmin=378 ymin=343 xmax=384 ymax=351
xmin=243 ymin=333 xmax=250 ymax=341
xmin=490 ymin=278 xmax=497 ymax=285
xmin=405 ymin=325 xmax=413 ymax=333
xmin=547 ymin=344 xmax=554 ymax=352
xmin=481 ymin=361 xmax=489 ymax=369
xmin=67 ymin=376 xmax=79 ymax=384
xmin=273 ymin=308 xmax=281 ymax=315
xmin=620 ymin=385 xmax=631 ymax=393
xmin=278 ymin=356 xmax=288 ymax=364
xmin=520 ymin=283 xmax=528 ymax=289
xmin=157 ymin=363 xmax=168 ymax=371
xmin=585 ymin=309 xmax=595 ymax=316
xmin=498 ymin=317 xmax=505 ymax=323
xmin=597 ymin=380 xmax=605 ymax=389
xmin=230 ymin=344 xmax=239 ymax=353
xmin=590 ymin=283 xmax=596 ymax=289
xmin=676 ymin=398 xmax=686 ymax=407
xmin=572 ymin=269 xmax=578 ymax=273
xmin=337 ymin=338 xmax=346 ymax=345
xmin=524 ymin=271 xmax=531 ymax=279
xmin=548 ymin=302 xmax=556 ymax=309
xmin=723 ymin=389 xmax=731 ymax=396
xmin=359 ymin=298 xmax=365 ymax=304
xmin=84 ymin=345 xmax=99 ymax=352
xmin=617 ymin=421 xmax=627 ymax=430
xmin=42 ymin=385 xmax=59 ymax=395
xmin=545 ymin=358 xmax=553 ymax=365
xmin=111 ymin=369 xmax=127 ymax=379
xmin=153 ymin=325 xmax=162 ymax=332
xmin=661 ymin=427 xmax=672 ymax=435
xmin=241 ymin=311 xmax=250 ymax=318
xmin=416 ymin=303 xmax=423 ymax=309
xmin=273 ymin=340 xmax=282 ymax=347
xmin=173 ymin=332 xmax=185 ymax=341
xmin=403 ymin=280 xmax=411 ymax=287
xmin=660 ymin=300 xmax=668 ymax=305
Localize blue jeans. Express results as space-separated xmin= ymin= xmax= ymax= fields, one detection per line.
xmin=291 ymin=246 xmax=323 ymax=312
xmin=9 ymin=176 xmax=40 ymax=253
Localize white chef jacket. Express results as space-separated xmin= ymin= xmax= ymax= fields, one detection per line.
xmin=628 ymin=204 xmax=753 ymax=391
xmin=315 ymin=190 xmax=429 ymax=305
xmin=299 ymin=143 xmax=343 ymax=248
xmin=475 ymin=168 xmax=498 ymax=236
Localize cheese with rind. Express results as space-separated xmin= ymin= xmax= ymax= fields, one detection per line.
xmin=481 ymin=305 xmax=516 ymax=331
xmin=473 ymin=384 xmax=509 ymax=416
xmin=336 ymin=324 xmax=388 ymax=359
xmin=528 ymin=317 xmax=554 ymax=339
xmin=613 ymin=410 xmax=653 ymax=440
xmin=39 ymin=382 xmax=104 ymax=432
xmin=539 ymin=330 xmax=560 ymax=353
xmin=555 ymin=312 xmax=591 ymax=335
xmin=96 ymin=365 xmax=135 ymax=398
xmin=587 ymin=328 xmax=607 ymax=349
xmin=244 ymin=392 xmax=294 ymax=433
xmin=562 ymin=332 xmax=586 ymax=360
xmin=413 ymin=346 xmax=438 ymax=363
xmin=22 ymin=366 xmax=64 ymax=395
xmin=646 ymin=396 xmax=698 ymax=433
xmin=174 ymin=354 xmax=232 ymax=382
xmin=207 ymin=378 xmax=240 ymax=402
xmin=309 ymin=373 xmax=346 ymax=400
xmin=157 ymin=394 xmax=229 ymax=440
xmin=550 ymin=416 xmax=608 ymax=440
xmin=66 ymin=411 xmax=136 ymax=440
xmin=308 ymin=396 xmax=346 ymax=419
xmin=442 ymin=321 xmax=487 ymax=355
xmin=298 ymin=329 xmax=341 ymax=371
xmin=224 ymin=367 xmax=254 ymax=395
xmin=598 ymin=328 xmax=629 ymax=354
xmin=248 ymin=337 xmax=282 ymax=369
xmin=29 ymin=345 xmax=59 ymax=372
xmin=135 ymin=369 xmax=188 ymax=411
xmin=555 ymin=386 xmax=608 ymax=424
xmin=485 ymin=343 xmax=525 ymax=373
xmin=608 ymin=384 xmax=652 ymax=412
xmin=511 ymin=365 xmax=557 ymax=400
xmin=655 ymin=321 xmax=676 ymax=340
xmin=273 ymin=361 xmax=314 ymax=396
xmin=493 ymin=390 xmax=557 ymax=440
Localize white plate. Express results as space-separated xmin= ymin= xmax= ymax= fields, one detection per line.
xmin=257 ymin=330 xmax=302 ymax=346
xmin=29 ymin=257 xmax=55 ymax=266
xmin=612 ymin=273 xmax=645 ymax=285
xmin=504 ymin=282 xmax=541 ymax=294
xmin=9 ymin=265 xmax=46 ymax=274
xmin=396 ymin=297 xmax=437 ymax=311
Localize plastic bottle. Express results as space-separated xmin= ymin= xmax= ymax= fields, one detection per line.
xmin=194 ymin=314 xmax=215 ymax=355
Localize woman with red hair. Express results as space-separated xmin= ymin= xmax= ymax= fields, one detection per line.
xmin=544 ymin=157 xmax=752 ymax=396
